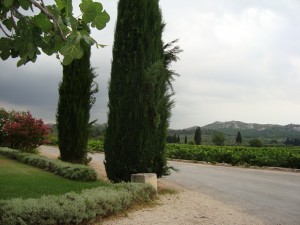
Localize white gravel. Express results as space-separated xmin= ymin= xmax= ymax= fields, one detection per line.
xmin=99 ymin=180 xmax=265 ymax=225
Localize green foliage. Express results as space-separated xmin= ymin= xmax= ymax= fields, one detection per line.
xmin=57 ymin=46 xmax=97 ymax=164
xmin=236 ymin=131 xmax=242 ymax=145
xmin=0 ymin=0 xmax=110 ymax=66
xmin=249 ymin=139 xmax=263 ymax=147
xmin=188 ymin=140 xmax=195 ymax=145
xmin=0 ymin=147 xmax=97 ymax=181
xmin=167 ymin=134 xmax=180 ymax=143
xmin=105 ymin=0 xmax=178 ymax=182
xmin=88 ymin=139 xmax=104 ymax=152
xmin=0 ymin=183 xmax=155 ymax=225
xmin=88 ymin=123 xmax=106 ymax=138
xmin=0 ymin=108 xmax=9 ymax=146
xmin=212 ymin=132 xmax=225 ymax=146
xmin=0 ymin=155 xmax=106 ymax=200
xmin=166 ymin=144 xmax=300 ymax=168
xmin=47 ymin=134 xmax=58 ymax=146
xmin=194 ymin=127 xmax=201 ymax=145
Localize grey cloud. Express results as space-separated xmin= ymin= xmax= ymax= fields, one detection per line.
xmin=1 ymin=0 xmax=300 ymax=129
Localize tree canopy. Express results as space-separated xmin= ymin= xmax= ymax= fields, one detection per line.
xmin=212 ymin=132 xmax=225 ymax=146
xmin=194 ymin=127 xmax=201 ymax=145
xmin=0 ymin=0 xmax=110 ymax=66
xmin=104 ymin=0 xmax=180 ymax=182
xmin=236 ymin=131 xmax=242 ymax=145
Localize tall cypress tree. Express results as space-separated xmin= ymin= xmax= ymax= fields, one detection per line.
xmin=236 ymin=131 xmax=242 ymax=145
xmin=104 ymin=0 xmax=176 ymax=182
xmin=194 ymin=127 xmax=202 ymax=145
xmin=57 ymin=44 xmax=97 ymax=164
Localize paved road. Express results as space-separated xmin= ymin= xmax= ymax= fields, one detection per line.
xmin=40 ymin=146 xmax=300 ymax=225
xmin=167 ymin=161 xmax=300 ymax=225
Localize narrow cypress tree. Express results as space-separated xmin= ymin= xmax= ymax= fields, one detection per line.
xmin=194 ymin=127 xmax=202 ymax=145
xmin=236 ymin=131 xmax=242 ymax=145
xmin=184 ymin=135 xmax=187 ymax=144
xmin=177 ymin=135 xmax=180 ymax=143
xmin=104 ymin=0 xmax=176 ymax=182
xmin=57 ymin=45 xmax=97 ymax=164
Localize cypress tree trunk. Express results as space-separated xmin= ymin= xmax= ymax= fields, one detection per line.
xmin=57 ymin=46 xmax=95 ymax=164
xmin=104 ymin=0 xmax=169 ymax=182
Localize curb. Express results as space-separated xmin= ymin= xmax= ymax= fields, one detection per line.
xmin=168 ymin=158 xmax=300 ymax=173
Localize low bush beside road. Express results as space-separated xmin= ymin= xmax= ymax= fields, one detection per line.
xmin=0 ymin=147 xmax=97 ymax=181
xmin=0 ymin=183 xmax=155 ymax=225
xmin=166 ymin=144 xmax=300 ymax=169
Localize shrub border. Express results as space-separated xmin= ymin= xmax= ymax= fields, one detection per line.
xmin=0 ymin=183 xmax=155 ymax=225
xmin=0 ymin=148 xmax=156 ymax=225
xmin=0 ymin=147 xmax=97 ymax=181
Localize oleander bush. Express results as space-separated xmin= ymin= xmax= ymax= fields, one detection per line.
xmin=0 ymin=109 xmax=49 ymax=152
xmin=166 ymin=144 xmax=300 ymax=169
xmin=0 ymin=147 xmax=97 ymax=181
xmin=0 ymin=183 xmax=155 ymax=225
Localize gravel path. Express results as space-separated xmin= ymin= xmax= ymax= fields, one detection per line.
xmin=100 ymin=177 xmax=265 ymax=225
xmin=39 ymin=146 xmax=265 ymax=225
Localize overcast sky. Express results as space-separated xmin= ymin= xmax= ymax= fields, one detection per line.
xmin=1 ymin=0 xmax=300 ymax=129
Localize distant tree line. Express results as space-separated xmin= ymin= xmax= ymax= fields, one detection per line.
xmin=167 ymin=134 xmax=180 ymax=143
xmin=284 ymin=138 xmax=300 ymax=146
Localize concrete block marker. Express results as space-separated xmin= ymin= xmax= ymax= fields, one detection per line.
xmin=131 ymin=173 xmax=157 ymax=192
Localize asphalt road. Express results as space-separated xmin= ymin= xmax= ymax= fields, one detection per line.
xmin=167 ymin=161 xmax=300 ymax=225
xmin=40 ymin=146 xmax=300 ymax=225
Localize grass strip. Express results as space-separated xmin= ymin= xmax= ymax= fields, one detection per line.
xmin=0 ymin=147 xmax=97 ymax=181
xmin=0 ymin=155 xmax=108 ymax=200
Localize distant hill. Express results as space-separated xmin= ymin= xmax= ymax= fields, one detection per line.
xmin=203 ymin=121 xmax=279 ymax=130
xmin=203 ymin=121 xmax=300 ymax=139
xmin=169 ymin=121 xmax=300 ymax=145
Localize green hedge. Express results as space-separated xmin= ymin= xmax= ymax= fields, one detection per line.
xmin=0 ymin=147 xmax=97 ymax=181
xmin=0 ymin=183 xmax=155 ymax=225
xmin=166 ymin=144 xmax=300 ymax=169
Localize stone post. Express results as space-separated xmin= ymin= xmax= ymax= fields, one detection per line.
xmin=131 ymin=173 xmax=158 ymax=192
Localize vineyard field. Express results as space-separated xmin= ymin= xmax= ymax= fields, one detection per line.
xmin=166 ymin=144 xmax=300 ymax=169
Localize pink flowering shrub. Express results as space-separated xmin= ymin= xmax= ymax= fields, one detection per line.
xmin=0 ymin=109 xmax=49 ymax=152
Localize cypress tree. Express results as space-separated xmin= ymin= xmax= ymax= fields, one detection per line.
xmin=184 ymin=135 xmax=187 ymax=144
xmin=57 ymin=45 xmax=97 ymax=164
xmin=194 ymin=127 xmax=202 ymax=145
xmin=236 ymin=131 xmax=242 ymax=145
xmin=104 ymin=0 xmax=177 ymax=182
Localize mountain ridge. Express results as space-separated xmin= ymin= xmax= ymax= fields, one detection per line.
xmin=169 ymin=121 xmax=300 ymax=144
xmin=174 ymin=121 xmax=300 ymax=131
